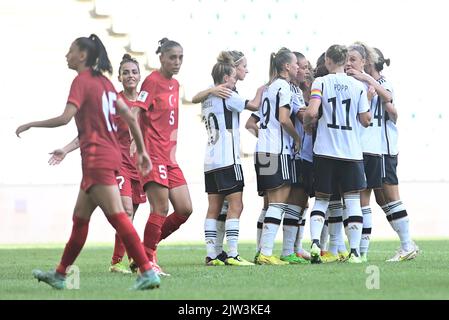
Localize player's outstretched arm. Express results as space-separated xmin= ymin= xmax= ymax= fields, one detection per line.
xmin=48 ymin=137 xmax=80 ymax=166
xmin=116 ymin=98 xmax=151 ymax=176
xmin=191 ymin=84 xmax=233 ymax=104
xmin=16 ymin=103 xmax=78 ymax=137
xmin=245 ymin=85 xmax=266 ymax=111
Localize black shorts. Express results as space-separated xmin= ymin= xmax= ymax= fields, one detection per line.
xmin=363 ymin=154 xmax=383 ymax=189
xmin=313 ymin=156 xmax=367 ymax=195
xmin=204 ymin=165 xmax=244 ymax=195
xmin=255 ymin=153 xmax=291 ymax=192
xmin=300 ymin=159 xmax=315 ymax=198
xmin=382 ymin=154 xmax=399 ymax=185
xmin=291 ymin=159 xmax=302 ymax=188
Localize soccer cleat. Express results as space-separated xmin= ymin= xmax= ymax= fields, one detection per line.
xmin=109 ymin=261 xmax=132 ymax=274
xmin=280 ymin=253 xmax=309 ymax=264
xmin=360 ymin=253 xmax=368 ymax=263
xmin=256 ymin=253 xmax=289 ymax=265
xmin=216 ymin=251 xmax=228 ymax=263
xmin=338 ymin=250 xmax=350 ymax=262
xmin=320 ymin=252 xmax=339 ymax=263
xmin=296 ymin=250 xmax=311 ymax=261
xmin=151 ymin=252 xmax=171 ymax=277
xmin=225 ymin=255 xmax=255 ymax=266
xmin=32 ymin=269 xmax=66 ymax=290
xmin=386 ymin=243 xmax=418 ymax=262
xmin=346 ymin=251 xmax=363 ymax=264
xmin=205 ymin=256 xmax=226 ymax=266
xmin=130 ymin=269 xmax=160 ymax=290
xmin=152 ymin=262 xmax=171 ymax=277
xmin=310 ymin=243 xmax=322 ymax=264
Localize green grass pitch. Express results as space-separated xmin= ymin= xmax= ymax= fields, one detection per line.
xmin=1 ymin=240 xmax=448 ymax=300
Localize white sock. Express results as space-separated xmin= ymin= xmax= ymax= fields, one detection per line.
xmin=295 ymin=207 xmax=306 ymax=254
xmin=215 ymin=201 xmax=228 ymax=254
xmin=282 ymin=204 xmax=300 ymax=256
xmin=225 ymin=218 xmax=240 ymax=258
xmin=360 ymin=206 xmax=372 ymax=255
xmin=204 ymin=218 xmax=218 ymax=259
xmin=328 ymin=200 xmax=344 ymax=255
xmin=320 ymin=211 xmax=329 ymax=251
xmin=343 ymin=194 xmax=363 ymax=255
xmin=260 ymin=203 xmax=286 ymax=256
xmin=256 ymin=209 xmax=267 ymax=252
xmin=386 ymin=200 xmax=412 ymax=251
xmin=310 ymin=196 xmax=330 ymax=245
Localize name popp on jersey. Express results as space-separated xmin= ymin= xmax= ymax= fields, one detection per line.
xmin=334 ymin=84 xmax=349 ymax=91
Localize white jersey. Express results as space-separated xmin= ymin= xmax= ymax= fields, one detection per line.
xmin=290 ymin=83 xmax=305 ymax=159
xmin=256 ymin=78 xmax=294 ymax=155
xmin=359 ymin=75 xmax=382 ymax=155
xmin=379 ymin=77 xmax=398 ymax=155
xmin=202 ymin=91 xmax=246 ymax=172
xmin=311 ymin=73 xmax=370 ymax=161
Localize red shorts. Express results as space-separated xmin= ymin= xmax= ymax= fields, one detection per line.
xmin=116 ymin=174 xmax=147 ymax=204
xmin=140 ymin=163 xmax=187 ymax=190
xmin=81 ymin=168 xmax=119 ymax=192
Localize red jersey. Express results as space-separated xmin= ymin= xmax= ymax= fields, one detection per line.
xmin=114 ymin=92 xmax=140 ymax=180
xmin=135 ymin=70 xmax=179 ymax=165
xmin=67 ymin=69 xmax=122 ymax=171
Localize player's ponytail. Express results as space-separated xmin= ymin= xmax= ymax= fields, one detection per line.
xmin=75 ymin=34 xmax=113 ymax=76
xmin=373 ymin=47 xmax=390 ymax=72
xmin=155 ymin=37 xmax=182 ymax=55
xmin=268 ymin=48 xmax=293 ymax=85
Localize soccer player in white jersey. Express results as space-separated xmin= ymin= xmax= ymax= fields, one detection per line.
xmin=345 ymin=42 xmax=385 ymax=262
xmin=280 ymin=51 xmax=311 ymax=264
xmin=202 ymin=52 xmax=258 ymax=266
xmin=254 ymin=48 xmax=300 ymax=265
xmin=304 ymin=44 xmax=371 ymax=264
xmin=367 ymin=49 xmax=418 ymax=261
xmin=192 ymin=51 xmax=264 ymax=263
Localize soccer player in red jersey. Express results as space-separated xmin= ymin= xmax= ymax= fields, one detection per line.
xmin=48 ymin=54 xmax=148 ymax=274
xmin=133 ymin=38 xmax=193 ymax=275
xmin=15 ymin=34 xmax=160 ymax=290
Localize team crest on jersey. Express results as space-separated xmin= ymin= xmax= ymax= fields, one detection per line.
xmin=137 ymin=91 xmax=149 ymax=102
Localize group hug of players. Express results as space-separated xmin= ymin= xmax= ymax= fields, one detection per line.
xmin=197 ymin=43 xmax=418 ymax=266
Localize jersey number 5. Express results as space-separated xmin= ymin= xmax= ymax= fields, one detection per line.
xmin=102 ymin=91 xmax=117 ymax=132
xmin=169 ymin=110 xmax=175 ymax=125
xmin=158 ymin=165 xmax=167 ymax=179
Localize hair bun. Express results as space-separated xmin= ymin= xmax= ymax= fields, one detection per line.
xmin=385 ymin=58 xmax=391 ymax=66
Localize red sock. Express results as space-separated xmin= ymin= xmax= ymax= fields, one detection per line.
xmin=111 ymin=233 xmax=126 ymax=265
xmin=160 ymin=212 xmax=189 ymax=242
xmin=56 ymin=215 xmax=90 ymax=275
xmin=107 ymin=212 xmax=151 ymax=274
xmin=143 ymin=213 xmax=166 ymax=261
